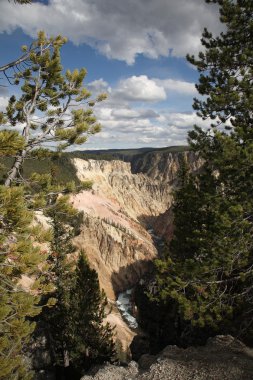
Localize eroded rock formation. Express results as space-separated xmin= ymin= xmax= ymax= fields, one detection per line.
xmin=72 ymin=151 xmax=199 ymax=298
xmin=72 ymin=157 xmax=163 ymax=298
xmin=70 ymin=151 xmax=199 ymax=348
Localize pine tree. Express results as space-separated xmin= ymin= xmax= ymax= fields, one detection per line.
xmin=0 ymin=31 xmax=106 ymax=186
xmin=44 ymin=197 xmax=115 ymax=376
xmin=0 ymin=29 xmax=106 ymax=378
xmin=154 ymin=0 xmax=253 ymax=341
xmin=0 ymin=186 xmax=52 ymax=380
xmin=69 ymin=253 xmax=115 ymax=370
xmin=187 ymin=0 xmax=253 ymax=140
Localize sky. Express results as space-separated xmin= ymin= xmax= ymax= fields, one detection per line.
xmin=0 ymin=0 xmax=221 ymax=150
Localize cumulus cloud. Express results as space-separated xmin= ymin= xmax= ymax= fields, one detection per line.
xmin=87 ymin=78 xmax=111 ymax=95
xmin=0 ymin=0 xmax=221 ymax=64
xmin=87 ymin=76 xmax=197 ymax=108
xmin=114 ymin=76 xmax=166 ymax=102
xmin=165 ymin=112 xmax=208 ymax=129
xmin=88 ymin=76 xmax=169 ymax=103
xmin=154 ymin=79 xmax=197 ymax=96
xmin=111 ymin=108 xmax=143 ymax=119
xmin=90 ymin=95 xmax=212 ymax=148
xmin=82 ymin=74 xmax=212 ymax=148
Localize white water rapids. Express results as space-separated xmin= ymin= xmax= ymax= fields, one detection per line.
xmin=116 ymin=288 xmax=138 ymax=329
xmin=116 ymin=229 xmax=165 ymax=330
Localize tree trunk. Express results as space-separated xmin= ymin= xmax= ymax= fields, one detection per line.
xmin=4 ymin=150 xmax=26 ymax=187
xmin=63 ymin=349 xmax=70 ymax=368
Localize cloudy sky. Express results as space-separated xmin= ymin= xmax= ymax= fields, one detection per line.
xmin=0 ymin=0 xmax=221 ymax=150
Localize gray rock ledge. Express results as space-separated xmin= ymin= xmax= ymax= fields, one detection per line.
xmin=81 ymin=335 xmax=253 ymax=380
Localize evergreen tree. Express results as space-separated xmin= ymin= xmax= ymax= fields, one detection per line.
xmin=0 ymin=186 xmax=52 ymax=380
xmin=69 ymin=253 xmax=115 ymax=369
xmin=0 ymin=30 xmax=106 ymax=378
xmin=0 ymin=31 xmax=106 ymax=186
xmin=44 ymin=197 xmax=115 ymax=376
xmin=155 ymin=0 xmax=253 ymax=341
xmin=187 ymin=0 xmax=253 ymax=140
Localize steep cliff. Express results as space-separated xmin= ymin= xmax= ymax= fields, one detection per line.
xmin=131 ymin=150 xmax=199 ymax=182
xmin=131 ymin=150 xmax=201 ymax=240
xmin=71 ymin=151 xmax=198 ymax=298
xmin=72 ymin=159 xmax=172 ymax=221
xmin=69 ymin=151 xmax=198 ymax=350
xmin=71 ymin=158 xmax=163 ymax=300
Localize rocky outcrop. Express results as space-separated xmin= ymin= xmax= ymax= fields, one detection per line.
xmin=71 ymin=157 xmax=173 ymax=300
xmin=72 ymin=152 xmax=200 ymax=297
xmin=131 ymin=150 xmax=201 ymax=240
xmin=131 ymin=150 xmax=199 ymax=183
xmin=72 ymin=158 xmax=173 ymax=221
xmin=72 ymin=152 xmax=200 ymax=299
xmin=71 ymin=152 xmax=199 ymax=348
xmin=71 ymin=157 xmax=171 ymax=349
xmin=80 ymin=336 xmax=253 ymax=380
xmin=72 ymin=190 xmax=157 ymax=299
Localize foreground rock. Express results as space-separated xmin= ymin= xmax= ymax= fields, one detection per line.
xmin=81 ymin=336 xmax=253 ymax=380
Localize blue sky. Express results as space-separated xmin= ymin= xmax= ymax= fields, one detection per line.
xmin=0 ymin=0 xmax=221 ymax=150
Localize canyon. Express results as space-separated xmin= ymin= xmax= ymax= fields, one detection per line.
xmin=70 ymin=149 xmax=199 ymax=349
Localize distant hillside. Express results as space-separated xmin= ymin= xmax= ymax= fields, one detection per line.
xmin=0 ymin=146 xmax=188 ymax=184
xmin=68 ymin=145 xmax=189 ymax=162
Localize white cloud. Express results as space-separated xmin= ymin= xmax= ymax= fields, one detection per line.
xmin=114 ymin=76 xmax=166 ymax=102
xmin=111 ymin=108 xmax=140 ymax=119
xmin=164 ymin=112 xmax=210 ymax=129
xmin=154 ymin=79 xmax=197 ymax=95
xmin=0 ymin=0 xmax=221 ymax=64
xmin=0 ymin=96 xmax=8 ymax=111
xmin=83 ymin=74 xmax=212 ymax=148
xmin=111 ymin=108 xmax=159 ymax=120
xmin=89 ymin=94 xmax=212 ymax=147
xmin=87 ymin=78 xmax=111 ymax=95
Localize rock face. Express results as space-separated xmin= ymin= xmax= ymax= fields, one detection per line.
xmin=72 ymin=151 xmax=198 ymax=299
xmin=71 ymin=151 xmax=199 ymax=348
xmin=73 ymin=158 xmax=173 ymax=222
xmin=72 ymin=158 xmax=169 ymax=300
xmin=80 ymin=336 xmax=253 ymax=380
xmin=131 ymin=150 xmax=199 ymax=183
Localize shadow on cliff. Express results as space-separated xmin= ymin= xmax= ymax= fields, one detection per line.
xmin=137 ymin=206 xmax=174 ymax=246
xmin=109 ymin=208 xmax=173 ymax=295
xmin=111 ymin=260 xmax=155 ymax=295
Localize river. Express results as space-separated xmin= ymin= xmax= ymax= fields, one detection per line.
xmin=116 ymin=288 xmax=138 ymax=329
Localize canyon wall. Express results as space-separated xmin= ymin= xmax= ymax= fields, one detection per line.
xmin=71 ymin=150 xmax=198 ymax=299
xmin=70 ymin=150 xmax=199 ymax=349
